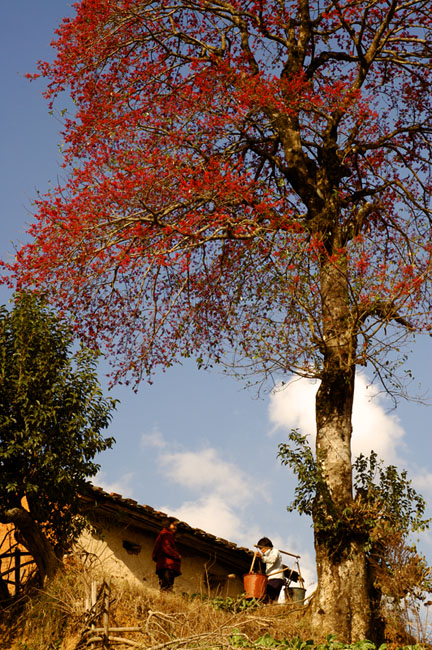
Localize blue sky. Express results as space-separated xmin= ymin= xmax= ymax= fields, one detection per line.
xmin=1 ymin=1 xmax=431 ymax=591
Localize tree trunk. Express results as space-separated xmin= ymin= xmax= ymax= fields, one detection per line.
xmin=311 ymin=368 xmax=372 ymax=641
xmin=312 ymin=536 xmax=371 ymax=642
xmin=0 ymin=507 xmax=61 ymax=583
xmin=310 ymin=254 xmax=372 ymax=642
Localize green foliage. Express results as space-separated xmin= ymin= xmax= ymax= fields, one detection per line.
xmin=0 ymin=293 xmax=116 ymax=555
xmin=210 ymin=595 xmax=261 ymax=613
xmin=229 ymin=630 xmax=425 ymax=650
xmin=185 ymin=593 xmax=261 ymax=613
xmin=353 ymin=452 xmax=429 ymax=538
xmin=278 ymin=429 xmax=324 ymax=519
xmin=278 ymin=430 xmax=339 ymax=548
xmin=278 ymin=430 xmax=430 ymax=553
xmin=278 ymin=430 xmax=432 ymax=615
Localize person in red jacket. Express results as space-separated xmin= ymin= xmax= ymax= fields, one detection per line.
xmin=152 ymin=517 xmax=182 ymax=591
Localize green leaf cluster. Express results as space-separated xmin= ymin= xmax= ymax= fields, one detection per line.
xmin=229 ymin=630 xmax=424 ymax=650
xmin=0 ymin=293 xmax=116 ymax=555
xmin=185 ymin=593 xmax=261 ymax=613
xmin=210 ymin=594 xmax=261 ymax=612
xmin=278 ymin=430 xmax=431 ymax=609
xmin=278 ymin=430 xmax=430 ymax=553
xmin=353 ymin=451 xmax=429 ymax=537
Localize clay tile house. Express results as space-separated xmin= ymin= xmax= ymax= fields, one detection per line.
xmin=1 ymin=485 xmax=305 ymax=600
xmin=76 ymin=484 xmax=254 ymax=597
xmin=0 ymin=485 xmax=254 ymax=597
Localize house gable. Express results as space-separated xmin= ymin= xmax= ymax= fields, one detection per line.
xmin=78 ymin=485 xmax=254 ymax=596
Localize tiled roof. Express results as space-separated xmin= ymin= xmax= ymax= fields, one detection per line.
xmin=80 ymin=483 xmax=254 ymax=569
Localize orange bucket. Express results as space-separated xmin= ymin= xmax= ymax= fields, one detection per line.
xmin=243 ymin=573 xmax=267 ymax=599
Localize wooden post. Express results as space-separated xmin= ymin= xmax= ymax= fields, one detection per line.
xmin=294 ymin=560 xmax=305 ymax=588
xmin=102 ymin=578 xmax=111 ymax=648
xmin=91 ymin=579 xmax=97 ymax=608
xmin=90 ymin=580 xmax=97 ymax=650
xmin=14 ymin=547 xmax=21 ymax=596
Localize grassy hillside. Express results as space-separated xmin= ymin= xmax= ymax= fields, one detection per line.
xmin=0 ymin=559 xmax=430 ymax=650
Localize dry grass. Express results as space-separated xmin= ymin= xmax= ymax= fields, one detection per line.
xmin=1 ymin=559 xmax=430 ymax=650
xmin=0 ymin=559 xmax=312 ymax=650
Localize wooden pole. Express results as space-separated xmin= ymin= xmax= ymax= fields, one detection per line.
xmin=102 ymin=578 xmax=111 ymax=649
xmin=295 ymin=560 xmax=305 ymax=588
xmin=253 ymin=545 xmax=301 ymax=559
xmin=279 ymin=549 xmax=301 ymax=559
xmin=90 ymin=580 xmax=97 ymax=650
xmin=14 ymin=547 xmax=21 ymax=596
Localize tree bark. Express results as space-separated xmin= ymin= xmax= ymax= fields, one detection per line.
xmin=0 ymin=507 xmax=61 ymax=584
xmin=311 ymin=368 xmax=372 ymax=641
xmin=312 ymin=536 xmax=371 ymax=642
xmin=311 ymin=254 xmax=372 ymax=642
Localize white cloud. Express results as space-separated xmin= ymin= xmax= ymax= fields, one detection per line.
xmin=94 ymin=470 xmax=135 ymax=497
xmin=163 ymin=494 xmax=249 ymax=542
xmin=268 ymin=372 xmax=406 ymax=464
xmin=141 ymin=428 xmax=167 ymax=449
xmin=269 ymin=376 xmax=317 ymax=436
xmin=154 ymin=447 xmax=268 ymax=546
xmin=351 ymin=375 xmax=405 ymax=462
xmin=412 ymin=471 xmax=432 ymax=499
xmin=158 ymin=448 xmax=266 ymax=507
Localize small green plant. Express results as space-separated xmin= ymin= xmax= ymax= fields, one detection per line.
xmin=210 ymin=595 xmax=261 ymax=613
xmin=186 ymin=592 xmax=261 ymax=613
xmin=229 ymin=631 xmax=427 ymax=650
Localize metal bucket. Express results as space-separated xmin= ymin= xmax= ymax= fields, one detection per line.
xmin=243 ymin=573 xmax=267 ymax=599
xmin=287 ymin=586 xmax=306 ymax=603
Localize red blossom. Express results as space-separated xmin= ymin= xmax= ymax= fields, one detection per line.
xmin=2 ymin=0 xmax=432 ymax=388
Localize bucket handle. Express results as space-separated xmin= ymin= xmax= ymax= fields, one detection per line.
xmin=249 ymin=552 xmax=258 ymax=573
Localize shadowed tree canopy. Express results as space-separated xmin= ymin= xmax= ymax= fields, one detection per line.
xmin=0 ymin=294 xmax=116 ymax=585
xmin=4 ymin=0 xmax=432 ymax=641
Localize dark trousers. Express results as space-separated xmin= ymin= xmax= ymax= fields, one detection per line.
xmin=156 ymin=568 xmax=176 ymax=591
xmin=266 ymin=578 xmax=285 ymax=602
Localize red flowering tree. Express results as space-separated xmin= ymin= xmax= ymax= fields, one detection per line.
xmin=6 ymin=0 xmax=432 ymax=640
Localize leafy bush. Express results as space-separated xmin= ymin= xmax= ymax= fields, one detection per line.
xmin=229 ymin=630 xmax=427 ymax=650
xmin=210 ymin=595 xmax=262 ymax=613
xmin=186 ymin=593 xmax=262 ymax=613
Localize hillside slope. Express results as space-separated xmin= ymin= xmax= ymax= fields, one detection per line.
xmin=0 ymin=560 xmax=428 ymax=649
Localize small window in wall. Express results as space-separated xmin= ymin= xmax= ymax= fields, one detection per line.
xmin=122 ymin=540 xmax=142 ymax=555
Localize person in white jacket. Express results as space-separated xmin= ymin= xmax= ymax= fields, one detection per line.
xmin=256 ymin=537 xmax=285 ymax=602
